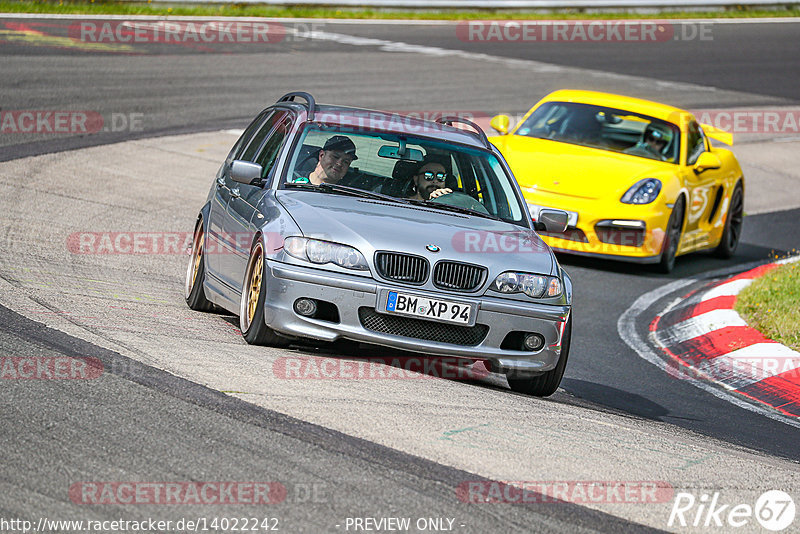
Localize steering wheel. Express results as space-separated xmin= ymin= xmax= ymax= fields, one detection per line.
xmin=429 ymin=191 xmax=490 ymax=215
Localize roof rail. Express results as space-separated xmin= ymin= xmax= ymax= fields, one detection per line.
xmin=435 ymin=116 xmax=490 ymax=149
xmin=277 ymin=92 xmax=316 ymax=121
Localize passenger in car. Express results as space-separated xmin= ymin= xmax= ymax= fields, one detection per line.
xmin=295 ymin=135 xmax=358 ymax=185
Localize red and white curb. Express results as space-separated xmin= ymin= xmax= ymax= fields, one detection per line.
xmin=650 ymin=257 xmax=800 ymax=418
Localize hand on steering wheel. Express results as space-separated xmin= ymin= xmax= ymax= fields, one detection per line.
xmin=428 ymin=188 xmax=452 ymax=200
xmin=428 ymin=190 xmax=491 ymax=215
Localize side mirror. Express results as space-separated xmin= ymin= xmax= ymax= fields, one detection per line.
xmin=693 ymin=152 xmax=722 ymax=174
xmin=490 ymin=115 xmax=511 ymax=135
xmin=230 ymin=160 xmax=263 ymax=185
xmin=537 ymin=209 xmax=569 ymax=233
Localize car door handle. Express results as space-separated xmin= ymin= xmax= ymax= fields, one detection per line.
xmin=230 ymin=188 xmax=240 ymax=198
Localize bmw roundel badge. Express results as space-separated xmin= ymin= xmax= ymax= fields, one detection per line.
xmin=426 ymin=244 xmax=441 ymax=253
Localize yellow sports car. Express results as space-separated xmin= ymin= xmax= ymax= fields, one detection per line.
xmin=489 ymin=90 xmax=744 ymax=272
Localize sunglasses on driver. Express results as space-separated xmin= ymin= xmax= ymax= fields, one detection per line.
xmin=418 ymin=171 xmax=448 ymax=183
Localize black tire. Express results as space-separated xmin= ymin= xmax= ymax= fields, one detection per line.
xmin=185 ymin=222 xmax=215 ymax=312
xmin=507 ymin=317 xmax=572 ymax=397
xmin=656 ymin=197 xmax=685 ymax=274
xmin=714 ymin=182 xmax=744 ymax=259
xmin=239 ymin=240 xmax=290 ymax=347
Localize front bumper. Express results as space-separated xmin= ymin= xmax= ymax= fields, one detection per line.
xmin=527 ymin=194 xmax=672 ymax=262
xmin=262 ymin=261 xmax=570 ymax=376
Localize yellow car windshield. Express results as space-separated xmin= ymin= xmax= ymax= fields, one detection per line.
xmin=515 ymin=102 xmax=680 ymax=164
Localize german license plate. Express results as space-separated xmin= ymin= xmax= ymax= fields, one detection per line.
xmin=385 ymin=291 xmax=473 ymax=325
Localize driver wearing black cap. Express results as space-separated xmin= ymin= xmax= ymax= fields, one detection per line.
xmin=300 ymin=135 xmax=358 ymax=185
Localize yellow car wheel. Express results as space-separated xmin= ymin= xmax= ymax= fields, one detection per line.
xmin=657 ymin=197 xmax=685 ymax=274
xmin=714 ymin=182 xmax=744 ymax=259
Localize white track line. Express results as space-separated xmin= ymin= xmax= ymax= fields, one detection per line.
xmin=287 ymin=28 xmax=722 ymax=93
xmin=700 ymin=278 xmax=754 ymax=301
xmin=618 ymin=273 xmax=800 ymax=430
xmin=658 ymin=309 xmax=748 ymax=345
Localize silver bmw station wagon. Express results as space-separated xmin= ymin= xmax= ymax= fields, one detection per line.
xmin=185 ymin=92 xmax=573 ymax=396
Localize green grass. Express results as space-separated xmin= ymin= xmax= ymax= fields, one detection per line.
xmin=735 ymin=259 xmax=800 ymax=351
xmin=2 ymin=0 xmax=799 ymax=20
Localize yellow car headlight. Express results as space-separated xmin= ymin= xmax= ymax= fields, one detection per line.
xmin=621 ymin=178 xmax=662 ymax=204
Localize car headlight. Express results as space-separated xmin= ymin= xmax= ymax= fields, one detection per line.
xmin=491 ymin=272 xmax=562 ymax=298
xmin=621 ymin=178 xmax=662 ymax=204
xmin=284 ymin=237 xmax=369 ymax=271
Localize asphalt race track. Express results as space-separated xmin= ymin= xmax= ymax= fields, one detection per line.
xmin=1 ymin=14 xmax=799 ymax=533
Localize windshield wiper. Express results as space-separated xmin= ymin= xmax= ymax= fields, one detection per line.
xmin=283 ymin=182 xmax=319 ymax=190
xmin=286 ymin=182 xmax=411 ymax=205
xmin=406 ymin=199 xmax=501 ymax=221
xmin=321 ymin=183 xmax=409 ymax=202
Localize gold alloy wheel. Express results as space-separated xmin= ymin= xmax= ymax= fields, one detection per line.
xmin=247 ymin=247 xmax=263 ymax=326
xmin=185 ymin=225 xmax=204 ymax=299
xmin=192 ymin=231 xmax=204 ymax=287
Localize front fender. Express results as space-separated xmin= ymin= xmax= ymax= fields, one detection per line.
xmin=655 ymin=172 xmax=687 ymax=209
xmin=560 ymin=266 xmax=573 ymax=308
xmin=254 ymin=195 xmax=303 ymax=262
xmin=198 ymin=202 xmax=211 ymax=232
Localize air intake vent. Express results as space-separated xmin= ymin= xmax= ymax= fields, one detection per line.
xmin=375 ymin=252 xmax=429 ymax=285
xmin=359 ymin=308 xmax=489 ymax=346
xmin=433 ymin=261 xmax=487 ymax=291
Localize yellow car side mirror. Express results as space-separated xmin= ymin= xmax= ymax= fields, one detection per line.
xmin=693 ymin=151 xmax=722 ymax=174
xmin=490 ymin=115 xmax=511 ymax=135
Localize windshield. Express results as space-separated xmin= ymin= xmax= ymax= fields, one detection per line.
xmin=281 ymin=124 xmax=527 ymax=225
xmin=515 ymin=102 xmax=680 ymax=164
